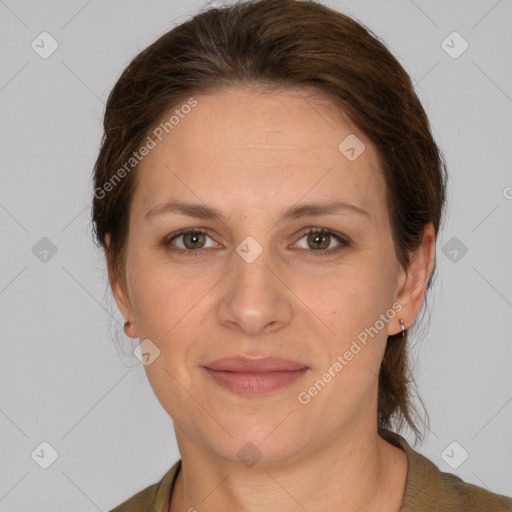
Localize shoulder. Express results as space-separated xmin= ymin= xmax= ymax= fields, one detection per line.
xmin=108 ymin=482 xmax=158 ymax=512
xmin=379 ymin=429 xmax=512 ymax=512
xmin=108 ymin=460 xmax=181 ymax=512
xmin=427 ymin=470 xmax=512 ymax=511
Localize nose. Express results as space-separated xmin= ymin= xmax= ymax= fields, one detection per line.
xmin=216 ymin=246 xmax=293 ymax=336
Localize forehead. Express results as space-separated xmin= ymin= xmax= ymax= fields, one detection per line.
xmin=132 ymin=86 xmax=387 ymax=222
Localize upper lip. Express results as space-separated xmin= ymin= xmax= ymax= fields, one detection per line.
xmin=203 ymin=356 xmax=308 ymax=372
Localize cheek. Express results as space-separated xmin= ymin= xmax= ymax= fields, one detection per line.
xmin=303 ymin=259 xmax=395 ymax=394
xmin=314 ymin=262 xmax=390 ymax=333
xmin=299 ymin=269 xmax=391 ymax=409
xmin=127 ymin=259 xmax=216 ymax=374
xmin=129 ymin=266 xmax=201 ymax=414
xmin=128 ymin=255 xmax=187 ymax=330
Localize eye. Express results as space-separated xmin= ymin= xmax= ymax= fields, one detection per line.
xmin=165 ymin=229 xmax=217 ymax=256
xmin=164 ymin=227 xmax=350 ymax=257
xmin=293 ymin=228 xmax=350 ymax=256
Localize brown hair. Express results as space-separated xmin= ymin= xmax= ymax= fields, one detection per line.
xmin=91 ymin=0 xmax=447 ymax=443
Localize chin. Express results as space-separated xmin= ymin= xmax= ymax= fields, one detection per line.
xmin=201 ymin=416 xmax=309 ymax=467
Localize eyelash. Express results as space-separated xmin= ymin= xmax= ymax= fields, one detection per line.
xmin=164 ymin=227 xmax=350 ymax=258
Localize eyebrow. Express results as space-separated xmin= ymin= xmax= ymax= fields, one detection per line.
xmin=145 ymin=199 xmax=371 ymax=223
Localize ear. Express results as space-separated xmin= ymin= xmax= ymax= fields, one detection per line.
xmin=389 ymin=222 xmax=436 ymax=336
xmin=105 ymin=234 xmax=136 ymax=335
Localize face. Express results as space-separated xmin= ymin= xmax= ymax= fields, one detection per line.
xmin=110 ymin=85 xmax=422 ymax=465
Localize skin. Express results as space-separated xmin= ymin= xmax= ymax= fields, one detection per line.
xmin=107 ymin=85 xmax=436 ymax=512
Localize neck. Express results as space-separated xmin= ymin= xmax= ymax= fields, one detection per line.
xmin=169 ymin=424 xmax=408 ymax=512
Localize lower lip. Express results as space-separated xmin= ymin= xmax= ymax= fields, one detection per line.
xmin=203 ymin=367 xmax=309 ymax=395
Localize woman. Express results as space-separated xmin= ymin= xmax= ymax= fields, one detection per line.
xmin=92 ymin=0 xmax=512 ymax=510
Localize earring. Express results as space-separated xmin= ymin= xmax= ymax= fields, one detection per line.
xmin=399 ymin=319 xmax=406 ymax=337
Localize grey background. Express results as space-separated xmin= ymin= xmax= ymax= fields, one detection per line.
xmin=1 ymin=0 xmax=511 ymax=510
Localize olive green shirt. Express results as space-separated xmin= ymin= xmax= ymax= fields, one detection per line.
xmin=109 ymin=429 xmax=512 ymax=511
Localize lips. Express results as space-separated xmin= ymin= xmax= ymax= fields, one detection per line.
xmin=201 ymin=356 xmax=309 ymax=395
xmin=203 ymin=356 xmax=308 ymax=372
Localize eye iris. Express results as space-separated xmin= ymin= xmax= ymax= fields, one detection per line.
xmin=183 ymin=232 xmax=205 ymax=249
xmin=308 ymin=232 xmax=329 ymax=250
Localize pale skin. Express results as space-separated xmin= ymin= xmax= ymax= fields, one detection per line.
xmin=106 ymin=85 xmax=436 ymax=511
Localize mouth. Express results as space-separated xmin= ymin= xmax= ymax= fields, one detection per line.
xmin=201 ymin=356 xmax=309 ymax=395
